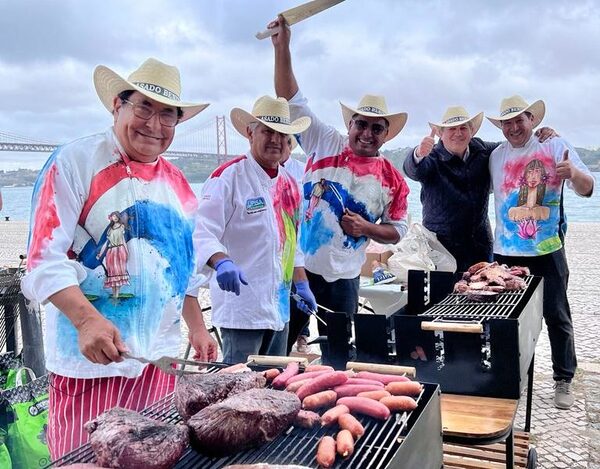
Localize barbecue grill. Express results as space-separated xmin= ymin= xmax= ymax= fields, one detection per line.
xmin=48 ymin=365 xmax=443 ymax=469
xmin=352 ymin=270 xmax=544 ymax=400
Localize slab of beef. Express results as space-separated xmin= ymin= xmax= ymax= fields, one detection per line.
xmin=455 ymin=261 xmax=529 ymax=298
xmin=175 ymin=371 xmax=266 ymax=420
xmin=188 ymin=388 xmax=301 ymax=456
xmin=84 ymin=407 xmax=188 ymax=469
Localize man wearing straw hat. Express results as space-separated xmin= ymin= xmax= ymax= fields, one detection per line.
xmin=194 ymin=95 xmax=317 ymax=364
xmin=270 ymin=17 xmax=410 ymax=360
xmin=403 ymin=106 xmax=497 ymax=272
xmin=22 ymin=58 xmax=218 ymax=458
xmin=487 ymin=95 xmax=594 ymax=409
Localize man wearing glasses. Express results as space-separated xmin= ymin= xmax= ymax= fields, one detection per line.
xmin=22 ymin=58 xmax=218 ymax=459
xmin=270 ymin=17 xmax=410 ymax=362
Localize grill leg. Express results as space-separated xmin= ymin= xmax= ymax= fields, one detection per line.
xmin=505 ymin=428 xmax=514 ymax=468
xmin=525 ymin=353 xmax=535 ymax=432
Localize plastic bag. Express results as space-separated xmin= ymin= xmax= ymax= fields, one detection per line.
xmin=0 ymin=427 xmax=11 ymax=469
xmin=387 ymin=223 xmax=457 ymax=282
xmin=3 ymin=372 xmax=50 ymax=469
xmin=0 ymin=352 xmax=21 ymax=391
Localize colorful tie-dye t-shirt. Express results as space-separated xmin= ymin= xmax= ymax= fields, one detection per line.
xmin=21 ymin=129 xmax=203 ymax=379
xmin=289 ymin=91 xmax=410 ymax=282
xmin=490 ymin=136 xmax=593 ymax=256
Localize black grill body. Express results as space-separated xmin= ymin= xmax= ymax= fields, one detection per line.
xmin=48 ymin=370 xmax=443 ymax=469
xmin=355 ymin=271 xmax=544 ymax=399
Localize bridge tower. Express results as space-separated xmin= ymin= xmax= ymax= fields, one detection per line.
xmin=216 ymin=115 xmax=228 ymax=165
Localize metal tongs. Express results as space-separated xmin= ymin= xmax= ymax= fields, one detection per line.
xmin=121 ymin=352 xmax=209 ymax=376
xmin=290 ymin=292 xmax=329 ymax=327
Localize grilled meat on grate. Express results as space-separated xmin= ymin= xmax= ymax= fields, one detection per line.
xmin=84 ymin=407 xmax=188 ymax=469
xmin=188 ymin=388 xmax=301 ymax=456
xmin=456 ymin=262 xmax=529 ymax=300
xmin=175 ymin=371 xmax=266 ymax=420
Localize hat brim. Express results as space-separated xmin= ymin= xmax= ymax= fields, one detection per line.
xmin=340 ymin=102 xmax=408 ymax=142
xmin=93 ymin=65 xmax=209 ymax=123
xmin=230 ymin=108 xmax=311 ymax=138
xmin=428 ymin=112 xmax=483 ymax=137
xmin=486 ymin=100 xmax=545 ymax=129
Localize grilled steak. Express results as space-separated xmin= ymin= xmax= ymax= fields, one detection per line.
xmin=85 ymin=407 xmax=188 ymax=469
xmin=455 ymin=262 xmax=529 ymax=298
xmin=175 ymin=371 xmax=266 ymax=420
xmin=188 ymin=388 xmax=301 ymax=456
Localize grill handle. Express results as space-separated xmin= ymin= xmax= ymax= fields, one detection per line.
xmin=421 ymin=321 xmax=483 ymax=334
xmin=246 ymin=355 xmax=309 ymax=367
xmin=346 ymin=361 xmax=416 ymax=378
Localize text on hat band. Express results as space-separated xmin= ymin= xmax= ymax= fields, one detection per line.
xmin=258 ymin=115 xmax=291 ymax=125
xmin=501 ymin=106 xmax=525 ymax=117
xmin=133 ymin=82 xmax=180 ymax=102
xmin=443 ymin=116 xmax=468 ymax=124
xmin=357 ymin=106 xmax=384 ymax=115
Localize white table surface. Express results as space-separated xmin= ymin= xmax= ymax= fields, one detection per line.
xmin=358 ymin=277 xmax=407 ymax=317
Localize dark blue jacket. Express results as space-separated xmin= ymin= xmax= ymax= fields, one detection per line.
xmin=403 ymin=137 xmax=499 ymax=272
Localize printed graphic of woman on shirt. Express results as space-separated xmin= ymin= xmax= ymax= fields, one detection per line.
xmin=306 ymin=178 xmax=327 ymax=220
xmin=97 ymin=211 xmax=130 ymax=298
xmin=509 ymin=158 xmax=550 ymax=222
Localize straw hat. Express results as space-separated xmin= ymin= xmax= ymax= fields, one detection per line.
xmin=487 ymin=95 xmax=545 ymax=129
xmin=340 ymin=95 xmax=408 ymax=141
xmin=230 ymin=96 xmax=311 ymax=137
xmin=429 ymin=106 xmax=483 ymax=136
xmin=94 ymin=58 xmax=209 ymax=123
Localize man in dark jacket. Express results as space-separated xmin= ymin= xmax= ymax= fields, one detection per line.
xmin=403 ymin=107 xmax=496 ymax=272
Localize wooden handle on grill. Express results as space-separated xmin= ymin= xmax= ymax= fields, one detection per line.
xmin=246 ymin=355 xmax=309 ymax=367
xmin=346 ymin=361 xmax=416 ymax=378
xmin=421 ymin=321 xmax=483 ymax=334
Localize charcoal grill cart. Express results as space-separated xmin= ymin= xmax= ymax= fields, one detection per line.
xmin=48 ymin=360 xmax=444 ymax=469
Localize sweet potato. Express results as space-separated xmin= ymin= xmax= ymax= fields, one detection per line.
xmin=272 ymin=361 xmax=300 ymax=389
xmin=337 ymin=396 xmax=391 ymax=420
xmin=338 ymin=413 xmax=365 ymax=439
xmin=384 ymin=381 xmax=423 ymax=396
xmin=302 ymin=390 xmax=338 ymax=410
xmin=296 ymin=371 xmax=348 ymax=401
xmin=316 ymin=436 xmax=336 ymax=468
xmin=321 ymin=404 xmax=350 ymax=426
xmin=336 ymin=429 xmax=355 ymax=458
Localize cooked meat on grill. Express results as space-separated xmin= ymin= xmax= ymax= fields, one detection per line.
xmin=175 ymin=371 xmax=266 ymax=420
xmin=294 ymin=409 xmax=321 ymax=428
xmin=84 ymin=407 xmax=188 ymax=469
xmin=188 ymin=388 xmax=301 ymax=456
xmin=455 ymin=262 xmax=529 ymax=298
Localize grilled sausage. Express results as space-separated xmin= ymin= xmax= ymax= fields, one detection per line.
xmin=356 ymin=390 xmax=391 ymax=401
xmin=316 ymin=436 xmax=336 ymax=468
xmin=321 ymin=404 xmax=350 ymax=426
xmin=294 ymin=409 xmax=321 ymax=429
xmin=286 ymin=370 xmax=330 ymax=385
xmin=296 ymin=371 xmax=348 ymax=401
xmin=337 ymin=413 xmax=365 ymax=439
xmin=286 ymin=378 xmax=312 ymax=393
xmin=333 ymin=384 xmax=384 ymax=398
xmin=336 ymin=429 xmax=355 ymax=458
xmin=355 ymin=371 xmax=410 ymax=385
xmin=272 ymin=362 xmax=300 ymax=389
xmin=263 ymin=368 xmax=281 ymax=382
xmin=345 ymin=378 xmax=384 ymax=387
xmin=305 ymin=364 xmax=334 ymax=373
xmin=337 ymin=397 xmax=391 ymax=420
xmin=384 ymin=381 xmax=423 ymax=396
xmin=379 ymin=395 xmax=418 ymax=412
xmin=302 ymin=390 xmax=338 ymax=410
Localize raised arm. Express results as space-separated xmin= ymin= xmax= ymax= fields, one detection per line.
xmin=270 ymin=15 xmax=299 ymax=100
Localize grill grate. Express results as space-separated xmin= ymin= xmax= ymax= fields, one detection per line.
xmin=49 ymin=368 xmax=431 ymax=469
xmin=420 ymin=276 xmax=534 ymax=322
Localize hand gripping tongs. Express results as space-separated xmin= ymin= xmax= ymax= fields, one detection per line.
xmin=290 ymin=292 xmax=329 ymax=327
xmin=121 ymin=352 xmax=210 ymax=376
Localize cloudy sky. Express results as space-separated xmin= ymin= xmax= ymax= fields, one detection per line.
xmin=1 ymin=0 xmax=599 ymax=170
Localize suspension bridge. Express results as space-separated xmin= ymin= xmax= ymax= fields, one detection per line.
xmin=0 ymin=116 xmax=251 ymax=165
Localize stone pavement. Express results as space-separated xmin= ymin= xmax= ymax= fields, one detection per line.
xmin=2 ymin=220 xmax=599 ymax=468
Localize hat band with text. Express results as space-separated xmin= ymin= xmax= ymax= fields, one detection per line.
xmin=500 ymin=106 xmax=525 ymax=117
xmin=133 ymin=82 xmax=180 ymax=101
xmin=443 ymin=116 xmax=468 ymax=124
xmin=357 ymin=106 xmax=385 ymax=115
xmin=258 ymin=115 xmax=290 ymax=125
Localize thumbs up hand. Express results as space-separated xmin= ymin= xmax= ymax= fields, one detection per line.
xmin=555 ymin=149 xmax=574 ymax=180
xmin=416 ymin=128 xmax=437 ymax=158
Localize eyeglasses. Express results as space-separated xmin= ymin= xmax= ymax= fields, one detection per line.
xmin=122 ymin=100 xmax=179 ymax=127
xmin=352 ymin=119 xmax=388 ymax=136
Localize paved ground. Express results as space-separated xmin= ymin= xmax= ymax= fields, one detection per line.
xmin=2 ymin=220 xmax=599 ymax=468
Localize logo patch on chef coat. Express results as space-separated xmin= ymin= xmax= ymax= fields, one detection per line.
xmin=246 ymin=197 xmax=267 ymax=214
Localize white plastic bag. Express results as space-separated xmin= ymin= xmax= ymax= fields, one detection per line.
xmin=387 ymin=223 xmax=457 ymax=282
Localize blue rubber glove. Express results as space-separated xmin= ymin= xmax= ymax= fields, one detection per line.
xmin=293 ymin=280 xmax=317 ymax=315
xmin=214 ymin=258 xmax=248 ymax=296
